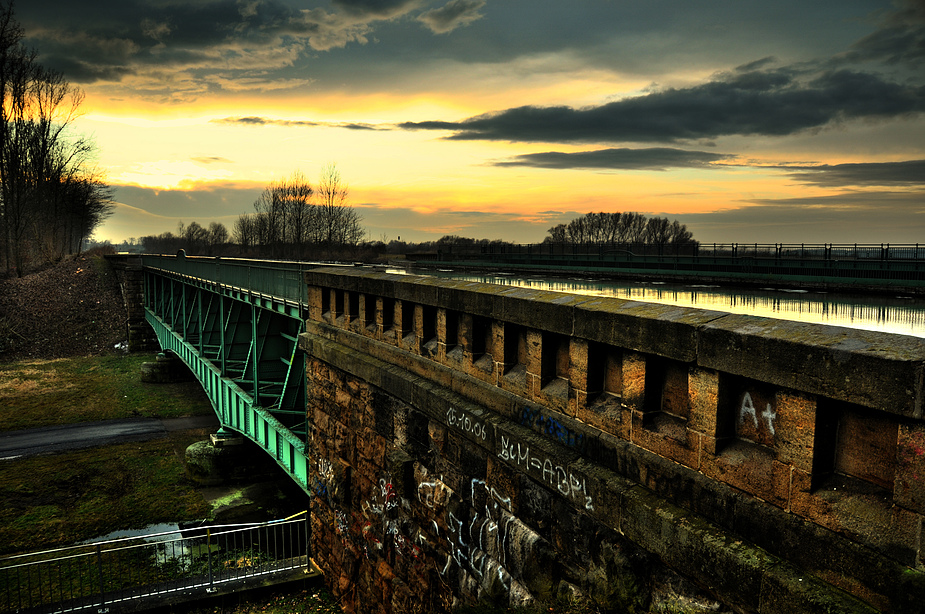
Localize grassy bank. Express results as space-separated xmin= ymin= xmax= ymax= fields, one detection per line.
xmin=0 ymin=353 xmax=216 ymax=552
xmin=0 ymin=430 xmax=213 ymax=554
xmin=0 ymin=353 xmax=213 ymax=432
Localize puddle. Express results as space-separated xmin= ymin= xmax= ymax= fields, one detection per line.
xmin=82 ymin=523 xmax=183 ymax=545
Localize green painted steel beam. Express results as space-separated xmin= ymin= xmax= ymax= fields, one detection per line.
xmin=146 ymin=309 xmax=310 ymax=494
xmin=141 ymin=265 xmax=311 ymax=495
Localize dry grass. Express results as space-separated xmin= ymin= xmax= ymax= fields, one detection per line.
xmin=0 ymin=354 xmax=213 ymax=432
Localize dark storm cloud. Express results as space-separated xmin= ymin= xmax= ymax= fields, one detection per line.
xmin=842 ymin=0 xmax=925 ymax=65
xmin=21 ymin=0 xmax=314 ymax=82
xmin=493 ymin=148 xmax=732 ymax=171
xmin=332 ymin=0 xmax=422 ymax=18
xmin=782 ymin=160 xmax=925 ymax=187
xmin=39 ymin=55 xmax=136 ymax=83
xmin=401 ymin=68 xmax=925 ymax=143
xmin=418 ymin=0 xmax=486 ymax=34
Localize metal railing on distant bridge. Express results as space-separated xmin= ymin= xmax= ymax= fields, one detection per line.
xmin=419 ymin=242 xmax=925 ymax=289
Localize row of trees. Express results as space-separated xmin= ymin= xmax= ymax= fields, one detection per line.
xmin=0 ymin=1 xmax=112 ymax=275
xmin=134 ymin=166 xmax=365 ymax=259
xmin=233 ymin=166 xmax=364 ymax=259
xmin=546 ymin=212 xmax=695 ymax=247
xmin=132 ymin=210 xmax=696 ymax=260
xmin=139 ymin=221 xmax=230 ymax=255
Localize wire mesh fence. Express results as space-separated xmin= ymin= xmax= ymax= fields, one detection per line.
xmin=0 ymin=513 xmax=310 ymax=614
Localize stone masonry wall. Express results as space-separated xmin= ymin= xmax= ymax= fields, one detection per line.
xmin=301 ymin=267 xmax=925 ymax=614
xmin=108 ymin=255 xmax=159 ymax=351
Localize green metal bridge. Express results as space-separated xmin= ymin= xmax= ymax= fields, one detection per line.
xmin=141 ymin=254 xmax=315 ymax=493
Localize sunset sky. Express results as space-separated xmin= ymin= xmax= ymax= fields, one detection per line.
xmin=18 ymin=0 xmax=925 ymax=245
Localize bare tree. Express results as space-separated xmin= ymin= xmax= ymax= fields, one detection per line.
xmin=207 ymin=221 xmax=229 ymax=254
xmin=0 ymin=1 xmax=111 ymax=274
xmin=317 ymin=164 xmax=364 ymax=249
xmin=232 ymin=214 xmax=257 ymax=250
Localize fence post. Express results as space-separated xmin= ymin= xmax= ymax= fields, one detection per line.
xmin=96 ymin=544 xmax=107 ymax=612
xmin=207 ymin=528 xmax=214 ymax=590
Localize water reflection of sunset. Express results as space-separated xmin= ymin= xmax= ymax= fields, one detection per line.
xmin=424 ymin=271 xmax=925 ymax=338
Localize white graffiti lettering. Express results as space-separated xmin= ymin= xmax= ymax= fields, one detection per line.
xmin=739 ymin=392 xmax=776 ymax=438
xmin=498 ymin=435 xmax=594 ymax=511
xmin=446 ymin=407 xmax=488 ymax=441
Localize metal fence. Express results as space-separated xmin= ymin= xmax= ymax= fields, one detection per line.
xmin=429 ymin=242 xmax=925 ymax=260
xmin=0 ymin=514 xmax=310 ymax=614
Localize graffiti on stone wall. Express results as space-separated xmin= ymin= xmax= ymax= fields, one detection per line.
xmin=417 ymin=475 xmax=515 ymax=594
xmin=739 ymin=392 xmax=776 ymax=439
xmin=447 ymin=406 xmax=488 ymax=441
xmin=498 ymin=434 xmax=593 ymax=511
xmin=312 ymin=458 xmax=334 ymax=500
xmin=356 ymin=474 xmax=424 ymax=564
xmin=520 ymin=405 xmax=585 ymax=450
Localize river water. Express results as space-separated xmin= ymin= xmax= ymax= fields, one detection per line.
xmin=399 ymin=268 xmax=925 ymax=339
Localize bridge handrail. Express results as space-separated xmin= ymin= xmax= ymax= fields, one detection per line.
xmin=139 ymin=254 xmax=355 ymax=305
xmin=0 ymin=513 xmax=307 ymax=565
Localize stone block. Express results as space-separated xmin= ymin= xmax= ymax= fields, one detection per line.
xmin=496 ymin=286 xmax=594 ymax=337
xmin=773 ymin=390 xmax=817 ymax=473
xmin=568 ymin=337 xmax=590 ymax=393
xmin=758 ymin=562 xmax=879 ymax=614
xmin=574 ymin=395 xmax=625 ymax=441
xmin=631 ymin=413 xmax=700 ymax=470
xmin=834 ymin=404 xmax=898 ymax=491
xmin=500 ymin=515 xmax=558 ymax=601
xmin=700 ymin=441 xmax=791 ymax=509
xmin=484 ymin=456 xmax=518 ymax=515
xmin=621 ymin=351 xmax=646 ymax=411
xmin=621 ymin=486 xmax=766 ymax=613
xmin=688 ymin=367 xmax=719 ymax=435
xmin=699 ymin=314 xmax=925 ymax=418
xmin=416 ymin=473 xmax=459 ymax=538
xmin=575 ymin=298 xmax=727 ymax=362
xmin=791 ymin=468 xmax=922 ymax=568
xmin=525 ymin=329 xmax=543 ymax=397
xmin=897 ymin=422 xmax=925 ymax=514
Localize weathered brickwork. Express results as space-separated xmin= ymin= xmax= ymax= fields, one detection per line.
xmin=301 ymin=268 xmax=925 ymax=614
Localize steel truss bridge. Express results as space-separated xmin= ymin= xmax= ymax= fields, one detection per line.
xmin=142 ymin=254 xmax=314 ymax=492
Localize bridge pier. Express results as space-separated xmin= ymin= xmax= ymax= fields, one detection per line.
xmin=140 ymin=352 xmax=194 ymax=383
xmin=108 ymin=256 xmax=159 ymax=352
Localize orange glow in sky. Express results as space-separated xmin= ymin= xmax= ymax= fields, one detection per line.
xmin=20 ymin=0 xmax=925 ymax=245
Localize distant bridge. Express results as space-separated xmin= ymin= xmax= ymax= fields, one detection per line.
xmin=418 ymin=242 xmax=925 ymax=293
xmin=101 ymin=254 xmax=925 ymax=614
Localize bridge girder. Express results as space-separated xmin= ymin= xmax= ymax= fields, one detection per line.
xmin=143 ymin=267 xmax=310 ymax=492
